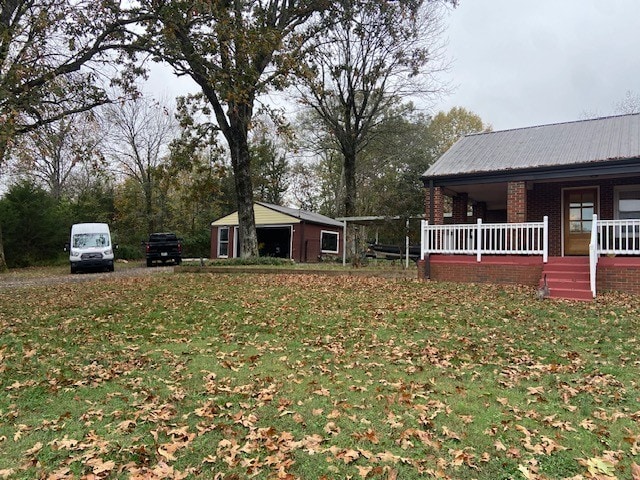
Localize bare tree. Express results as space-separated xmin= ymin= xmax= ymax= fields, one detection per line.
xmin=102 ymin=96 xmax=177 ymax=235
xmin=615 ymin=91 xmax=640 ymax=115
xmin=0 ymin=0 xmax=147 ymax=270
xmin=8 ymin=115 xmax=104 ymax=200
xmin=295 ymin=0 xmax=455 ymax=217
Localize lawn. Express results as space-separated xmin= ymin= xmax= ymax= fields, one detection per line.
xmin=0 ymin=271 xmax=638 ymax=479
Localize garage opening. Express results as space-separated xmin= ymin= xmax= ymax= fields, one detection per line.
xmin=257 ymin=226 xmax=291 ymax=259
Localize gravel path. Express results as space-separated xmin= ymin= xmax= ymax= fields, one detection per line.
xmin=0 ymin=265 xmax=174 ymax=290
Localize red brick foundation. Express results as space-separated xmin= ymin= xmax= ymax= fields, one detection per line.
xmin=423 ymin=255 xmax=543 ymax=286
xmin=418 ymin=255 xmax=640 ymax=296
xmin=596 ymin=257 xmax=640 ymax=295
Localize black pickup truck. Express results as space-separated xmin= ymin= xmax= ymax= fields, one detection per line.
xmin=144 ymin=233 xmax=182 ymax=267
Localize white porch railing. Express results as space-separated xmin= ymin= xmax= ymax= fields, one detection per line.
xmin=589 ymin=216 xmax=640 ymax=297
xmin=421 ymin=215 xmax=640 ymax=298
xmin=420 ymin=216 xmax=549 ymax=263
xmin=589 ymin=215 xmax=598 ymax=298
xmin=595 ymin=218 xmax=640 ymax=254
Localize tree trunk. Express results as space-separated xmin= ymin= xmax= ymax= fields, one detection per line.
xmin=144 ymin=178 xmax=154 ymax=235
xmin=342 ymin=145 xmax=357 ymax=217
xmin=0 ymin=224 xmax=7 ymax=272
xmin=227 ymin=109 xmax=259 ymax=258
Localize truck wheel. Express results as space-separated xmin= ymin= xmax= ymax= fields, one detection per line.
xmin=70 ymin=264 xmax=76 ymax=274
xmin=147 ymin=259 xmax=153 ymax=267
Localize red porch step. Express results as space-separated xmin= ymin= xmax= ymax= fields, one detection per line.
xmin=541 ymin=257 xmax=593 ymax=301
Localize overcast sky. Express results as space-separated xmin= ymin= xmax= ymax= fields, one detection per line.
xmin=435 ymin=0 xmax=640 ymax=130
xmin=147 ymin=0 xmax=640 ymax=132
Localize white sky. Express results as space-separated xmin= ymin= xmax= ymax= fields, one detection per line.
xmin=145 ymin=0 xmax=640 ymax=132
xmin=434 ymin=0 xmax=640 ymax=130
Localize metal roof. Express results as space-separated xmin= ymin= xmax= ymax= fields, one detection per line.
xmin=423 ymin=113 xmax=640 ymax=179
xmin=256 ymin=202 xmax=344 ymax=227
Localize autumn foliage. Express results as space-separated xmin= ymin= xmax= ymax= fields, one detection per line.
xmin=0 ymin=272 xmax=639 ymax=479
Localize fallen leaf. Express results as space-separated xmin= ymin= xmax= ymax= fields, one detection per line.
xmin=25 ymin=442 xmax=43 ymax=455
xmin=357 ymin=465 xmax=373 ymax=478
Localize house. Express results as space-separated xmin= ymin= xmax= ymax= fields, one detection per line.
xmin=210 ymin=202 xmax=344 ymax=262
xmin=419 ymin=113 xmax=640 ymax=299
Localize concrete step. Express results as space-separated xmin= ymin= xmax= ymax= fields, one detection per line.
xmin=548 ymin=287 xmax=593 ymax=301
xmin=542 ymin=263 xmax=590 ymax=273
xmin=545 ymin=257 xmax=590 ymax=264
xmin=541 ymin=271 xmax=590 ymax=282
xmin=546 ymin=279 xmax=590 ymax=290
xmin=540 ymin=258 xmax=592 ymax=300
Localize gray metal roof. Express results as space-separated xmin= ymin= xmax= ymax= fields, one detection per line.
xmin=257 ymin=202 xmax=344 ymax=227
xmin=423 ymin=113 xmax=640 ymax=179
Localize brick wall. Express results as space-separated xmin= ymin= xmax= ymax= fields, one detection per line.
xmin=422 ymin=255 xmax=543 ymax=286
xmin=528 ymin=182 xmax=562 ymax=256
xmin=507 ymin=181 xmax=527 ymax=223
xmin=527 ymin=176 xmax=640 ymax=256
xmin=472 ymin=202 xmax=487 ymax=222
xmin=419 ymin=255 xmax=640 ymax=296
xmin=425 ymin=186 xmax=444 ymax=225
xmin=452 ymin=193 xmax=469 ymax=224
xmin=597 ymin=257 xmax=640 ymax=295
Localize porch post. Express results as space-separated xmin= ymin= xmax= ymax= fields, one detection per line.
xmin=452 ymin=193 xmax=469 ymax=223
xmin=507 ymin=181 xmax=528 ymax=223
xmin=426 ymin=181 xmax=444 ymax=225
xmin=507 ymin=181 xmax=527 ymax=251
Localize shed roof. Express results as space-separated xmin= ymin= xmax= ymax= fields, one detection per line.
xmin=211 ymin=202 xmax=344 ymax=228
xmin=423 ymin=113 xmax=640 ymax=179
xmin=257 ymin=202 xmax=344 ymax=227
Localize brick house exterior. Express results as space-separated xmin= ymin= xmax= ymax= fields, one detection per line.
xmin=420 ymin=113 xmax=640 ymax=298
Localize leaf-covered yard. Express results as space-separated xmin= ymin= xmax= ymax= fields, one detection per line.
xmin=0 ymin=272 xmax=639 ymax=479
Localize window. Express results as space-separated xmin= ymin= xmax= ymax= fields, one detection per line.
xmin=218 ymin=227 xmax=229 ymax=257
xmin=73 ymin=233 xmax=109 ymax=248
xmin=615 ymin=186 xmax=640 ymax=219
xmin=614 ymin=186 xmax=640 ymax=240
xmin=321 ymin=230 xmax=339 ymax=254
xmin=568 ymin=190 xmax=595 ymax=233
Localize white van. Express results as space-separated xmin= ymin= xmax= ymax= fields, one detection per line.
xmin=68 ymin=223 xmax=115 ymax=273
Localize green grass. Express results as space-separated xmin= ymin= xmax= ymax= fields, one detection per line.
xmin=0 ymin=272 xmax=639 ymax=479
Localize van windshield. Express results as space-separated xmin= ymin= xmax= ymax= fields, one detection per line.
xmin=73 ymin=233 xmax=110 ymax=248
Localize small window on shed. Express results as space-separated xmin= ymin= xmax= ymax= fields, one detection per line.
xmin=321 ymin=230 xmax=339 ymax=254
xmin=218 ymin=227 xmax=229 ymax=257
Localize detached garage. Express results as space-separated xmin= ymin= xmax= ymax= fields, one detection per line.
xmin=210 ymin=202 xmax=343 ymax=263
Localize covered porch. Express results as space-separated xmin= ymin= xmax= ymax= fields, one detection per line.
xmin=419 ymin=215 xmax=640 ymax=298
xmin=419 ymin=114 xmax=640 ymax=298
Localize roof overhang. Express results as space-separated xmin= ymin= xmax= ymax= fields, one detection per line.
xmin=422 ymin=157 xmax=640 ymax=188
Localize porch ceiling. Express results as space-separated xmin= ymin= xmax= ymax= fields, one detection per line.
xmin=444 ymin=182 xmax=508 ymax=210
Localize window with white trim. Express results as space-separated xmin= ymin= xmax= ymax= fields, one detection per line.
xmin=218 ymin=227 xmax=229 ymax=257
xmin=614 ymin=186 xmax=640 ymax=241
xmin=320 ymin=230 xmax=339 ymax=254
xmin=615 ymin=186 xmax=640 ymax=219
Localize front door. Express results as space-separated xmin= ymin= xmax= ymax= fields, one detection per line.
xmin=563 ymin=188 xmax=598 ymax=255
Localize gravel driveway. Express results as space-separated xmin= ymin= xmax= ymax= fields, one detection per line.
xmin=0 ymin=265 xmax=174 ymax=290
